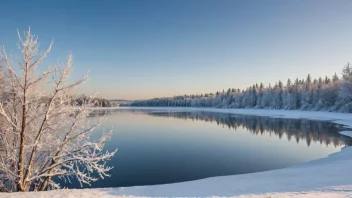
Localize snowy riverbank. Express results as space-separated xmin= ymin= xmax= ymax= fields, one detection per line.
xmin=3 ymin=108 xmax=352 ymax=198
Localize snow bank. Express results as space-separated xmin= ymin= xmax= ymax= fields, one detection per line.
xmin=2 ymin=189 xmax=351 ymax=198
xmin=3 ymin=108 xmax=352 ymax=198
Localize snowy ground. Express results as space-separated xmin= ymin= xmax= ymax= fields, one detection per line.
xmin=3 ymin=108 xmax=352 ymax=198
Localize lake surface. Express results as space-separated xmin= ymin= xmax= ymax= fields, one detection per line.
xmin=63 ymin=108 xmax=352 ymax=189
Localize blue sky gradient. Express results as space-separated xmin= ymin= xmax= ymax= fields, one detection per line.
xmin=1 ymin=0 xmax=352 ymax=99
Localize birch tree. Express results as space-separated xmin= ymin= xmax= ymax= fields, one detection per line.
xmin=0 ymin=28 xmax=116 ymax=192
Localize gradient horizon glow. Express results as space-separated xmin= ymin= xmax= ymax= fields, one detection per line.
xmin=1 ymin=0 xmax=352 ymax=100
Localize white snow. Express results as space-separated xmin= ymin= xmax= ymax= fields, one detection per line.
xmin=3 ymin=107 xmax=352 ymax=198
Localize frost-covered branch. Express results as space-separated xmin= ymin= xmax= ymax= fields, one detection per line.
xmin=0 ymin=28 xmax=116 ymax=192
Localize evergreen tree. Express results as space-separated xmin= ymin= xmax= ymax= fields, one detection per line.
xmin=293 ymin=78 xmax=301 ymax=109
xmin=301 ymin=74 xmax=313 ymax=109
xmin=337 ymin=63 xmax=352 ymax=112
xmin=342 ymin=63 xmax=352 ymax=82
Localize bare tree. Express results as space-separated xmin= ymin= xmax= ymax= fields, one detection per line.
xmin=0 ymin=28 xmax=116 ymax=192
xmin=0 ymin=57 xmax=5 ymax=94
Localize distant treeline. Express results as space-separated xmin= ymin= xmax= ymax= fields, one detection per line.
xmin=125 ymin=64 xmax=352 ymax=112
xmin=73 ymin=96 xmax=113 ymax=107
xmin=0 ymin=92 xmax=114 ymax=108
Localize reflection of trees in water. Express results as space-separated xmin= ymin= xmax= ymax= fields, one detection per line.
xmin=90 ymin=109 xmax=352 ymax=148
xmin=90 ymin=109 xmax=151 ymax=117
xmin=148 ymin=112 xmax=352 ymax=148
xmin=89 ymin=110 xmax=110 ymax=117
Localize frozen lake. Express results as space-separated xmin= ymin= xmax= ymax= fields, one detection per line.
xmin=61 ymin=108 xmax=352 ymax=189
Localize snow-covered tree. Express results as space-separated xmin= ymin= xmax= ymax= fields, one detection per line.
xmin=255 ymin=83 xmax=264 ymax=108
xmin=292 ymin=78 xmax=301 ymax=109
xmin=336 ymin=63 xmax=352 ymax=112
xmin=300 ymin=74 xmax=313 ymax=109
xmin=0 ymin=60 xmax=6 ymax=94
xmin=283 ymin=79 xmax=293 ymax=109
xmin=342 ymin=63 xmax=352 ymax=81
xmin=0 ymin=29 xmax=116 ymax=192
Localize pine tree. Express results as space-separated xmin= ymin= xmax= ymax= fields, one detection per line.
xmin=300 ymin=75 xmax=312 ymax=109
xmin=342 ymin=63 xmax=352 ymax=82
xmin=277 ymin=81 xmax=283 ymax=108
xmin=294 ymin=78 xmax=301 ymax=109
xmin=333 ymin=73 xmax=339 ymax=82
xmin=337 ymin=63 xmax=352 ymax=112
xmin=324 ymin=76 xmax=330 ymax=84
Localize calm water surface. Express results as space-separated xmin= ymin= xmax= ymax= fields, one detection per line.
xmin=63 ymin=108 xmax=352 ymax=188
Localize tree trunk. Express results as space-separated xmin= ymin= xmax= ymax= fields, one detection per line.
xmin=17 ymin=63 xmax=28 ymax=191
xmin=16 ymin=103 xmax=26 ymax=191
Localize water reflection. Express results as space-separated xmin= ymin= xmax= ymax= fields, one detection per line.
xmin=75 ymin=108 xmax=352 ymax=189
xmin=92 ymin=109 xmax=352 ymax=148
xmin=147 ymin=111 xmax=352 ymax=148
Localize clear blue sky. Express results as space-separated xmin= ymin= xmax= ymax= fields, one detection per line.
xmin=1 ymin=0 xmax=352 ymax=100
